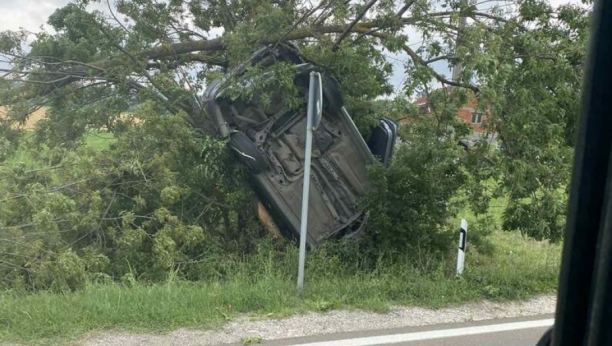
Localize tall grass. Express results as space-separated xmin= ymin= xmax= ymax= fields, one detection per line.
xmin=0 ymin=232 xmax=561 ymax=345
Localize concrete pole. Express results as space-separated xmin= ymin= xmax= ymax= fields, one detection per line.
xmin=452 ymin=0 xmax=477 ymax=82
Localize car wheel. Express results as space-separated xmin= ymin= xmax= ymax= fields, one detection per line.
xmin=229 ymin=131 xmax=269 ymax=174
xmin=322 ymin=73 xmax=343 ymax=114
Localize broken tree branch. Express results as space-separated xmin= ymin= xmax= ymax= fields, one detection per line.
xmin=424 ymin=55 xmax=457 ymax=64
xmin=0 ymin=9 xmax=514 ymax=97
xmin=397 ymin=0 xmax=417 ymax=18
xmin=334 ymin=0 xmax=379 ymax=49
xmin=355 ymin=29 xmax=479 ymax=91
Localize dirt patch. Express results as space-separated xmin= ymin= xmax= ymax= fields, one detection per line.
xmin=0 ymin=107 xmax=47 ymax=129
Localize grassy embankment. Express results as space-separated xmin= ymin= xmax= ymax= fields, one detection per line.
xmin=0 ymin=132 xmax=562 ymax=345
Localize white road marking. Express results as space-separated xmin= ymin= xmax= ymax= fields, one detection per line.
xmin=287 ymin=319 xmax=554 ymax=346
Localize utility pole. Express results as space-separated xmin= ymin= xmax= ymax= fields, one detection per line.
xmin=452 ymin=0 xmax=477 ymax=82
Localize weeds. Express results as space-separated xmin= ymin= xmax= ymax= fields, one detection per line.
xmin=0 ymin=231 xmax=561 ymax=345
xmin=242 ymin=336 xmax=263 ymax=345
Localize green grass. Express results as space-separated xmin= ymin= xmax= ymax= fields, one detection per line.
xmin=3 ymin=131 xmax=114 ymax=167
xmin=84 ymin=131 xmax=115 ymax=150
xmin=0 ymin=231 xmax=561 ymax=346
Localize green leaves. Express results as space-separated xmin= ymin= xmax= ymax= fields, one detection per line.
xmin=364 ymin=116 xmax=467 ymax=256
xmin=503 ymin=188 xmax=568 ymax=242
xmin=519 ymin=0 xmax=553 ymax=22
xmin=0 ymin=103 xmax=254 ymax=291
xmin=0 ymin=30 xmax=26 ymax=54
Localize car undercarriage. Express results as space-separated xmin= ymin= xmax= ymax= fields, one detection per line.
xmin=204 ymin=44 xmax=396 ymax=246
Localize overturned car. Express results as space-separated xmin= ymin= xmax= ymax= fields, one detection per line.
xmin=204 ymin=45 xmax=397 ymax=247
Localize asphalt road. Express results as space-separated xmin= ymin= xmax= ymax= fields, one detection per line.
xmin=235 ymin=315 xmax=553 ymax=346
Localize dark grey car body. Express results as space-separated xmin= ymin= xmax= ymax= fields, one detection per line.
xmin=203 ymin=45 xmax=395 ymax=246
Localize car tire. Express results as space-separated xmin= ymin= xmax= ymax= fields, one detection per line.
xmin=321 ymin=74 xmax=343 ymax=114
xmin=229 ymin=131 xmax=269 ymax=174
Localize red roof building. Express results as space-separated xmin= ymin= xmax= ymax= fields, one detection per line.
xmin=413 ymin=94 xmax=487 ymax=133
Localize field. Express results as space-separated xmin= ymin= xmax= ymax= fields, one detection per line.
xmin=84 ymin=131 xmax=116 ymax=150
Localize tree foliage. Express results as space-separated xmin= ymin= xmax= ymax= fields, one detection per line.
xmin=0 ymin=104 xmax=257 ymax=291
xmin=0 ymin=0 xmax=592 ymax=289
xmin=364 ymin=119 xmax=467 ymax=256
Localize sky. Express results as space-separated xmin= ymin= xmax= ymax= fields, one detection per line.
xmin=0 ymin=0 xmax=82 ymax=33
xmin=0 ymin=0 xmax=582 ymax=95
xmin=0 ymin=0 xmax=581 ymax=33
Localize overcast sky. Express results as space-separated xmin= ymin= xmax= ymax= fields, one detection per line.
xmin=0 ymin=0 xmax=77 ymax=33
xmin=0 ymin=0 xmax=582 ymax=95
xmin=0 ymin=0 xmax=581 ymax=33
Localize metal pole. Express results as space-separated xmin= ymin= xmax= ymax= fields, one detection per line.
xmin=457 ymin=219 xmax=468 ymax=276
xmin=298 ymin=72 xmax=318 ymax=294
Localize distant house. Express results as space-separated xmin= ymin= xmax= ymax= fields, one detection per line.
xmin=412 ymin=94 xmax=487 ymax=133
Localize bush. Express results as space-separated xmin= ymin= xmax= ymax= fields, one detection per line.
xmin=460 ymin=214 xmax=497 ymax=257
xmin=362 ymin=120 xmax=467 ymax=258
xmin=0 ymin=103 xmax=258 ymax=291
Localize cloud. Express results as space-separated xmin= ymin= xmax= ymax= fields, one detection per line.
xmin=0 ymin=0 xmax=73 ymax=33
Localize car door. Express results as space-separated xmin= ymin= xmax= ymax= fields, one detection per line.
xmin=367 ymin=118 xmax=398 ymax=167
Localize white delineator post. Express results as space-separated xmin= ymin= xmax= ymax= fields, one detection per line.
xmin=297 ymin=72 xmax=322 ymax=295
xmin=457 ymin=219 xmax=468 ymax=276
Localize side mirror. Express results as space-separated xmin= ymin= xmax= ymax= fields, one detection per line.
xmin=308 ymin=72 xmax=323 ymax=130
xmin=367 ymin=118 xmax=398 ymax=167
